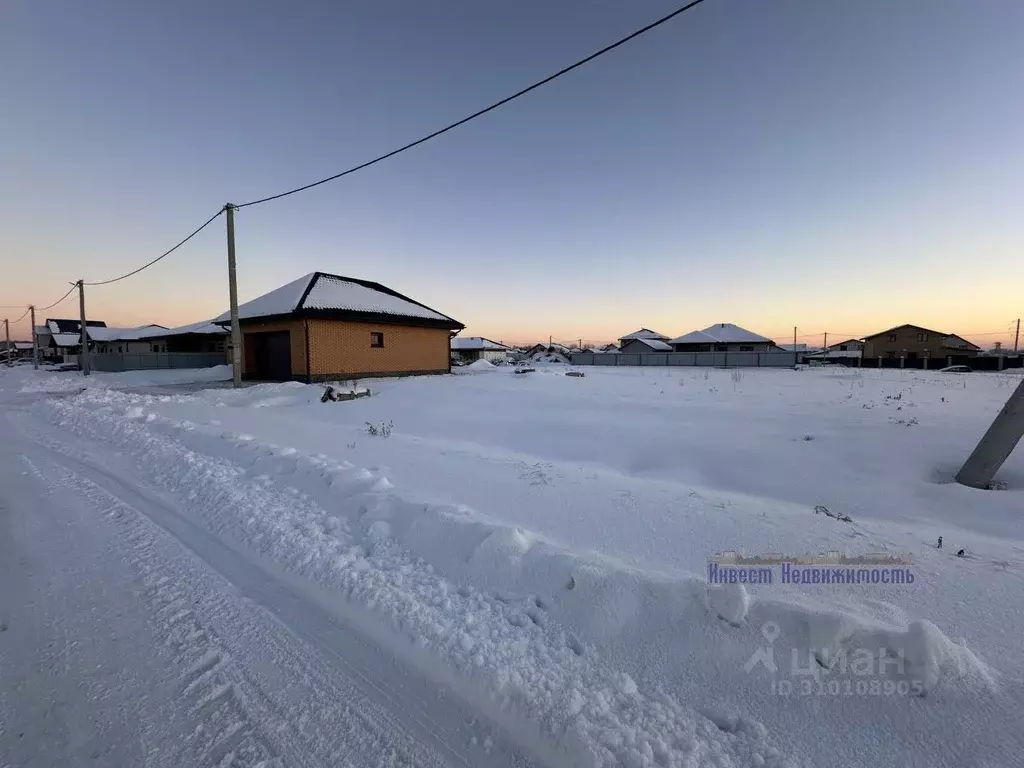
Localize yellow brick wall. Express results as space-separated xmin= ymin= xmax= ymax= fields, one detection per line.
xmin=239 ymin=319 xmax=307 ymax=378
xmin=307 ymin=319 xmax=449 ymax=378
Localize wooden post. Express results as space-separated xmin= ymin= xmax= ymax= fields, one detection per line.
xmin=3 ymin=318 xmax=9 ymax=367
xmin=956 ymin=378 xmax=1024 ymax=488
xmin=78 ymin=280 xmax=90 ymax=375
xmin=30 ymin=306 xmax=38 ymax=369
xmin=793 ymin=327 xmax=798 ymax=369
xmin=225 ymin=204 xmax=243 ymax=388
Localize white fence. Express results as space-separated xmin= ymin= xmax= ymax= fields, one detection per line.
xmin=572 ymin=351 xmax=803 ymax=368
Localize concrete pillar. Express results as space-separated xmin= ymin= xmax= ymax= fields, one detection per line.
xmin=957 ymin=378 xmax=1024 ymax=488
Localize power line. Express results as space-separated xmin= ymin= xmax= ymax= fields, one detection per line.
xmin=8 ymin=306 xmax=30 ymax=324
xmin=36 ymin=284 xmax=79 ymax=312
xmin=84 ymin=208 xmax=224 ymax=286
xmin=236 ymin=0 xmax=710 ymax=209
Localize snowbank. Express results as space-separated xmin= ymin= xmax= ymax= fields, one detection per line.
xmin=14 ymin=365 xmax=232 ymax=394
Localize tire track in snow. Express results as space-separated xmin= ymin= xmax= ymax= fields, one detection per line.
xmin=14 ymin=415 xmax=504 ymax=768
xmin=39 ymin=458 xmax=284 ymax=768
xmin=30 ymin=385 xmax=799 ymax=768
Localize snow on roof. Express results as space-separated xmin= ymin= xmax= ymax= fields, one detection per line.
xmin=213 ymin=273 xmax=314 ymax=323
xmin=618 ymin=328 xmax=669 ymax=341
xmin=213 ymin=272 xmax=461 ymax=326
xmin=451 ymin=336 xmax=509 ymax=351
xmin=624 ymin=337 xmax=673 ymax=351
xmin=35 ymin=325 xmax=49 ymax=336
xmin=47 ymin=318 xmax=107 ymax=335
xmin=14 ymin=342 xmax=34 ymax=350
xmin=304 ymin=273 xmax=452 ymax=321
xmin=88 ymin=325 xmax=167 ymax=342
xmin=669 ymin=323 xmax=773 ymax=345
xmin=139 ymin=320 xmax=229 ymax=339
xmin=51 ymin=333 xmax=80 ymax=347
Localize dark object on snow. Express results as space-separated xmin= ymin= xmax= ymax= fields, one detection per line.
xmin=565 ymin=371 xmax=585 ymax=378
xmin=321 ymin=385 xmax=371 ymax=403
xmin=814 ymin=504 xmax=852 ymax=523
xmin=514 ymin=367 xmax=535 ymax=375
xmin=566 ymin=576 xmax=576 ymax=591
xmin=957 ymin=549 xmax=966 ymax=557
xmin=937 ymin=537 xmax=943 ymax=549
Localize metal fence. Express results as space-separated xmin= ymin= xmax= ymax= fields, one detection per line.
xmin=572 ymin=351 xmax=1024 ymax=371
xmin=574 ymin=351 xmax=801 ymax=367
xmin=87 ymin=352 xmax=226 ymax=372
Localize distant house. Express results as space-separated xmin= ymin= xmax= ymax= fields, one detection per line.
xmin=618 ymin=337 xmax=673 ymax=354
xmin=862 ymin=324 xmax=981 ymax=359
xmin=212 ymin=271 xmax=464 ymax=382
xmin=618 ymin=328 xmax=670 ymax=345
xmin=90 ymin=325 xmax=168 ymax=354
xmin=669 ymin=323 xmax=775 ymax=352
xmin=138 ymin=320 xmax=230 ymax=354
xmin=451 ymin=336 xmax=510 ymax=363
xmin=828 ymin=339 xmax=864 ymax=353
xmin=45 ymin=318 xmax=109 ymax=361
xmin=524 ymin=342 xmax=571 ymax=358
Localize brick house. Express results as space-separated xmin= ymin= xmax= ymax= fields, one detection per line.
xmin=214 ymin=272 xmax=464 ymax=382
xmin=862 ymin=324 xmax=981 ymax=359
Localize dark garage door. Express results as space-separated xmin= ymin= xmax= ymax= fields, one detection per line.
xmin=249 ymin=331 xmax=292 ymax=381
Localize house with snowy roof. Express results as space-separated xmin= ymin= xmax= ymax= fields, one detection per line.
xmin=44 ymin=318 xmax=109 ymax=361
xmin=450 ymin=336 xmax=510 ymax=363
xmin=138 ymin=320 xmax=230 ymax=354
xmin=668 ymin=323 xmax=775 ymax=353
xmin=617 ymin=328 xmax=670 ymax=345
xmin=618 ymin=336 xmax=673 ymax=354
xmin=212 ymin=272 xmax=464 ymax=382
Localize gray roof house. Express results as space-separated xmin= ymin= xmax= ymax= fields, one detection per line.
xmin=669 ymin=323 xmax=775 ymax=352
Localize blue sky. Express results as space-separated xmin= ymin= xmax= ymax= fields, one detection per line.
xmin=2 ymin=0 xmax=1022 ymax=346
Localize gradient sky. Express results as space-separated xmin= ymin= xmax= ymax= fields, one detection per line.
xmin=2 ymin=0 xmax=1022 ymax=347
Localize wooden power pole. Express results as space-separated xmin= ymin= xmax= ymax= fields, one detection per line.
xmin=78 ymin=280 xmax=90 ymax=375
xmin=3 ymin=318 xmax=9 ymax=367
xmin=1015 ymin=318 xmax=1020 ymax=355
xmin=793 ymin=327 xmax=798 ymax=369
xmin=225 ymin=204 xmax=243 ymax=389
xmin=30 ymin=306 xmax=38 ymax=370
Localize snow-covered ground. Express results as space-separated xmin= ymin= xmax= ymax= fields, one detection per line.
xmin=2 ymin=363 xmax=1022 ymax=767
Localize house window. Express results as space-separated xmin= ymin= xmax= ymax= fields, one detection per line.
xmin=886 ymin=351 xmax=896 ymax=359
xmin=714 ymin=343 xmax=727 ymax=352
xmin=739 ymin=345 xmax=754 ymax=352
xmin=839 ymin=344 xmax=848 ymax=351
xmin=370 ymin=332 xmax=385 ymax=348
xmin=888 ymin=334 xmax=897 ymax=342
xmin=916 ymin=332 xmax=928 ymax=342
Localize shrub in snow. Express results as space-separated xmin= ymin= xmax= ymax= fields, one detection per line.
xmin=365 ymin=420 xmax=393 ymax=437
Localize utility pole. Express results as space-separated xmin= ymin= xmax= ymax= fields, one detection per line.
xmin=78 ymin=280 xmax=90 ymax=375
xmin=30 ymin=306 xmax=38 ymax=370
xmin=1015 ymin=318 xmax=1020 ymax=355
xmin=225 ymin=203 xmax=243 ymax=389
xmin=793 ymin=327 xmax=798 ymax=369
xmin=3 ymin=318 xmax=9 ymax=367
xmin=823 ymin=331 xmax=827 ymax=350
xmin=956 ymin=377 xmax=1024 ymax=489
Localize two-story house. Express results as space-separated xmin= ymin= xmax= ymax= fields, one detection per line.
xmin=862 ymin=324 xmax=980 ymax=359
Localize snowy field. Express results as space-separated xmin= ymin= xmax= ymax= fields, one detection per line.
xmin=2 ymin=363 xmax=1023 ymax=767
